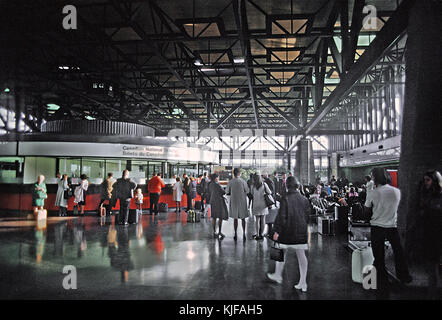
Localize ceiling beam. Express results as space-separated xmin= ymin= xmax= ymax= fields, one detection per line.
xmin=303 ymin=0 xmax=414 ymax=136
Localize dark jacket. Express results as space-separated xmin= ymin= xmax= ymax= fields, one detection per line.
xmin=207 ymin=181 xmax=228 ymax=220
xmin=113 ymin=178 xmax=137 ymax=200
xmin=273 ymin=189 xmax=311 ymax=245
xmin=264 ymin=177 xmax=275 ymax=196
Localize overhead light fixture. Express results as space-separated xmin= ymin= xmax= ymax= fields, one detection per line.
xmin=85 ymin=115 xmax=96 ymax=120
xmin=200 ymin=68 xmax=215 ymax=72
xmin=46 ymin=103 xmax=60 ymax=111
xmin=194 ymin=60 xmax=203 ymax=66
xmin=3 ymin=87 xmax=10 ymax=93
xmin=233 ymin=57 xmax=245 ymax=64
xmin=58 ymin=65 xmax=80 ymax=70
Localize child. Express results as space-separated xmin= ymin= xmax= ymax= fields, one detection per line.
xmin=135 ymin=188 xmax=143 ymax=212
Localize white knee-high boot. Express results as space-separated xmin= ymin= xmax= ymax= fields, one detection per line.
xmin=274 ymin=260 xmax=285 ymax=278
xmin=295 ymin=249 xmax=308 ymax=289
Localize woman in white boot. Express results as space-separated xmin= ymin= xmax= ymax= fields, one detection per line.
xmin=266 ymin=176 xmax=311 ymax=292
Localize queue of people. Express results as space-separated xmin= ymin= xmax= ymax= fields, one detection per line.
xmin=29 ymin=166 xmax=441 ymax=293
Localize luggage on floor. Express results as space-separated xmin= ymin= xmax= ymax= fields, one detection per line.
xmin=318 ymin=216 xmax=336 ymax=235
xmin=195 ymin=201 xmax=202 ymax=210
xmin=128 ymin=209 xmax=139 ymax=224
xmin=187 ymin=210 xmax=200 ymax=223
xmin=159 ymin=202 xmax=168 ymax=212
xmin=351 ymin=245 xmax=374 ymax=283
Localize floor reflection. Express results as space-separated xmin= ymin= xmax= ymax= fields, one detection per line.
xmin=0 ymin=212 xmax=439 ymax=300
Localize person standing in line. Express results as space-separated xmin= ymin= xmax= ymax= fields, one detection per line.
xmin=100 ymin=172 xmax=115 ymax=210
xmin=113 ymin=170 xmax=137 ymax=225
xmin=277 ymin=173 xmax=288 ymax=200
xmin=365 ymin=175 xmax=374 ymax=192
xmin=267 ymin=176 xmax=311 ymax=292
xmin=226 ymin=168 xmax=250 ymax=241
xmin=418 ymin=170 xmax=442 ymax=292
xmin=251 ymin=174 xmax=272 ymax=240
xmin=74 ymin=174 xmax=89 ymax=215
xmin=207 ymin=173 xmax=229 ymax=239
xmin=173 ymin=177 xmax=183 ymax=213
xmin=148 ymin=172 xmax=165 ymax=215
xmin=182 ymin=174 xmax=192 ymax=212
xmin=263 ymin=173 xmax=276 ymax=236
xmin=190 ymin=176 xmax=197 ymax=210
xmin=272 ymin=172 xmax=279 ymax=195
xmin=364 ymin=167 xmax=412 ymax=291
xmin=200 ymin=172 xmax=209 ymax=213
xmin=33 ymin=174 xmax=47 ymax=212
xmin=55 ymin=174 xmax=69 ymax=216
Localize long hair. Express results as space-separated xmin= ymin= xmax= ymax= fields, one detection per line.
xmin=421 ymin=170 xmax=442 ymax=196
xmin=371 ymin=167 xmax=390 ymax=186
xmin=253 ymin=173 xmax=263 ymax=189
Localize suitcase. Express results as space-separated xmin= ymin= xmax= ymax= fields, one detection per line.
xmin=128 ymin=209 xmax=139 ymax=224
xmin=318 ymin=216 xmax=336 ymax=235
xmin=159 ymin=202 xmax=168 ymax=213
xmin=352 ymin=245 xmax=374 ymax=283
xmin=195 ymin=201 xmax=202 ymax=210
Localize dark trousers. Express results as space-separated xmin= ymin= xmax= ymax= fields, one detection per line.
xmin=149 ymin=193 xmax=160 ymax=214
xmin=186 ymin=192 xmax=192 ymax=211
xmin=118 ymin=198 xmax=131 ymax=224
xmin=200 ymin=193 xmax=205 ymax=211
xmin=371 ymin=226 xmax=411 ymax=288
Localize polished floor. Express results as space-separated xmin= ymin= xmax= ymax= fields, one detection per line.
xmin=0 ymin=211 xmax=439 ymax=300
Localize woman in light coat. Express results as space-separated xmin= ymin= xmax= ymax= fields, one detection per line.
xmin=226 ymin=168 xmax=249 ymax=241
xmin=251 ymin=174 xmax=271 ymax=240
xmin=74 ymin=174 xmax=89 ymax=215
xmin=173 ymin=177 xmax=183 ymax=213
xmin=55 ymin=174 xmax=69 ymax=216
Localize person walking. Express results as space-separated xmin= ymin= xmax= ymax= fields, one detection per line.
xmin=74 ymin=174 xmax=89 ymax=215
xmin=267 ymin=176 xmax=311 ymax=292
xmin=250 ymin=174 xmax=272 ymax=240
xmin=365 ymin=167 xmax=412 ymax=291
xmin=113 ymin=170 xmax=137 ymax=225
xmin=418 ymin=170 xmax=442 ymax=292
xmin=148 ymin=173 xmax=165 ymax=215
xmin=226 ymin=168 xmax=250 ymax=241
xmin=173 ymin=177 xmax=183 ymax=213
xmin=207 ymin=173 xmax=229 ymax=239
xmin=55 ymin=174 xmax=69 ymax=216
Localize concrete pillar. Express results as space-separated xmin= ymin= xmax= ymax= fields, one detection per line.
xmin=398 ymin=1 xmax=442 ymax=258
xmin=295 ymin=139 xmax=315 ymax=185
xmin=329 ymin=152 xmax=339 ymax=181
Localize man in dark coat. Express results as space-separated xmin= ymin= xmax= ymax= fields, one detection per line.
xmin=112 ymin=170 xmax=137 ymax=226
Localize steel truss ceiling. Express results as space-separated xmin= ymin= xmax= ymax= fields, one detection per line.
xmin=0 ymin=0 xmax=411 ymax=137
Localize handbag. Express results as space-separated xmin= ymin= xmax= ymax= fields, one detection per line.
xmin=270 ymin=242 xmax=284 ymax=262
xmin=64 ymin=188 xmax=72 ymax=199
xmin=264 ymin=184 xmax=275 ymax=208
